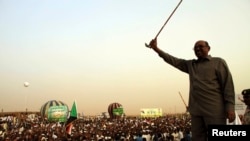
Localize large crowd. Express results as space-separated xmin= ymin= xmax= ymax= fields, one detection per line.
xmin=0 ymin=113 xmax=192 ymax=141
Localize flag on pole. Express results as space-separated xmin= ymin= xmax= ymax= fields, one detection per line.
xmin=65 ymin=100 xmax=78 ymax=135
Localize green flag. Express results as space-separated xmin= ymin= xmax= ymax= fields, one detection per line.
xmin=70 ymin=101 xmax=77 ymax=118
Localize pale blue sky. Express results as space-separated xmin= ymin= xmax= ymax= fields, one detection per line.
xmin=0 ymin=0 xmax=249 ymax=115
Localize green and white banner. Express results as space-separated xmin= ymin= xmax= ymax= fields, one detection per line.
xmin=113 ymin=107 xmax=124 ymax=116
xmin=48 ymin=105 xmax=68 ymax=122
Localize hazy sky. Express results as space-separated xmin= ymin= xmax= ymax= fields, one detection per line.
xmin=0 ymin=0 xmax=249 ymax=116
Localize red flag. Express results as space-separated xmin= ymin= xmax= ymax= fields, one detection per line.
xmin=66 ymin=122 xmax=73 ymax=135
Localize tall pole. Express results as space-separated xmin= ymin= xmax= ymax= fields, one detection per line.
xmin=24 ymin=82 xmax=29 ymax=112
xmin=178 ymin=91 xmax=188 ymax=112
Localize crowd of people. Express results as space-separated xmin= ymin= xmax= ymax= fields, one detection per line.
xmin=1 ymin=87 xmax=248 ymax=141
xmin=0 ymin=113 xmax=192 ymax=141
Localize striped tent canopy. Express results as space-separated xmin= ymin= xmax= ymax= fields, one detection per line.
xmin=108 ymin=102 xmax=124 ymax=119
xmin=40 ymin=100 xmax=69 ymax=120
